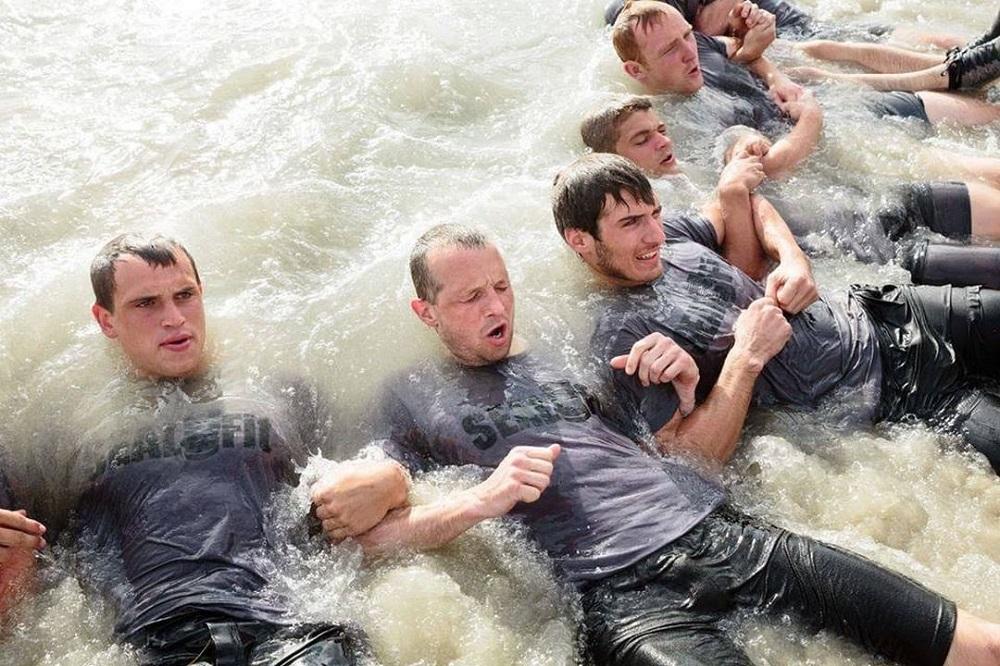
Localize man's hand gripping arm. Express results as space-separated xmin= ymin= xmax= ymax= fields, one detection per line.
xmin=354 ymin=445 xmax=561 ymax=556
xmin=714 ymin=138 xmax=819 ymax=313
xmin=652 ymin=298 xmax=791 ymax=468
xmin=311 ymin=460 xmax=411 ymax=542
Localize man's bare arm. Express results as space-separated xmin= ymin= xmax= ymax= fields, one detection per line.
xmin=751 ymin=195 xmax=818 ymax=313
xmin=707 ymin=152 xmax=770 ymax=279
xmin=311 ymin=459 xmax=411 ymax=541
xmin=717 ymin=41 xmax=824 ymax=176
xmin=356 ymin=445 xmax=560 ymax=556
xmin=761 ymin=92 xmax=823 ymax=178
xmin=653 ymin=298 xmax=791 ymax=467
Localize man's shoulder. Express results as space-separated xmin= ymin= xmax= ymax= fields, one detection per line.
xmin=591 ymin=290 xmax=660 ymax=357
xmin=694 ymin=32 xmax=727 ymax=53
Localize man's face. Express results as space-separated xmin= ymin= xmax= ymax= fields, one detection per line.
xmin=627 ymin=12 xmax=703 ymax=94
xmin=413 ymin=245 xmax=515 ymax=367
xmin=589 ymin=190 xmax=666 ymax=286
xmin=613 ymin=108 xmax=680 ymax=176
xmin=92 ymin=252 xmax=207 ymax=379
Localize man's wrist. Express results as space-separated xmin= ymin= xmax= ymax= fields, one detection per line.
xmin=465 ymin=486 xmax=501 ymax=523
xmin=718 ymin=181 xmax=750 ymax=200
xmin=728 ymin=345 xmax=767 ymax=376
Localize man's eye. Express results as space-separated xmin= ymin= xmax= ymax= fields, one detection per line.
xmin=177 ymin=291 xmax=193 ymax=300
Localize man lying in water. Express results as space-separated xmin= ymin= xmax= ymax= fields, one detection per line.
xmin=553 ymin=153 xmax=1000 ymax=475
xmin=605 ymin=0 xmax=998 ymax=55
xmin=612 ymin=2 xmax=1000 ymax=134
xmin=605 ymin=0 xmax=858 ymax=39
xmin=352 ymin=223 xmax=1000 ymax=666
xmin=0 ymin=233 xmax=410 ymax=665
xmin=580 ymin=96 xmax=1000 ymax=269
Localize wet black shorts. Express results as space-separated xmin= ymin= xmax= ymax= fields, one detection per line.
xmin=852 ymin=284 xmax=1000 ymax=472
xmin=879 ymin=181 xmax=973 ymax=241
xmin=869 ymin=91 xmax=930 ymax=124
xmin=582 ymin=508 xmax=956 ymax=666
xmin=134 ymin=615 xmax=363 ymax=666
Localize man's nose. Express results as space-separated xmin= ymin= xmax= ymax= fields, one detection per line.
xmin=482 ymin=287 xmax=507 ymax=316
xmin=644 ymin=216 xmax=666 ymax=243
xmin=162 ymin=301 xmax=186 ymax=327
xmin=682 ymin=39 xmax=697 ymax=61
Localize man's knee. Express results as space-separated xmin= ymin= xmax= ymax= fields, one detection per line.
xmin=955 ymin=392 xmax=1000 ymax=474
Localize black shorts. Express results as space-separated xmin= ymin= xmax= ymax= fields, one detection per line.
xmin=134 ymin=615 xmax=362 ymax=666
xmin=852 ymin=284 xmax=1000 ymax=472
xmin=582 ymin=508 xmax=956 ymax=666
xmin=869 ymin=91 xmax=931 ymax=125
xmin=852 ymin=284 xmax=1000 ymax=423
xmin=879 ymin=181 xmax=973 ymax=241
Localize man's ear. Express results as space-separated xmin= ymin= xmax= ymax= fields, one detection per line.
xmin=410 ymin=299 xmax=438 ymax=329
xmin=623 ymin=60 xmax=646 ymax=82
xmin=563 ymin=228 xmax=595 ymax=257
xmin=92 ymin=303 xmax=118 ymax=339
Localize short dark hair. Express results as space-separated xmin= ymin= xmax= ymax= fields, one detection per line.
xmin=552 ymin=153 xmax=656 ymax=240
xmin=580 ymin=96 xmax=654 ymax=153
xmin=410 ymin=224 xmax=491 ymax=303
xmin=90 ymin=233 xmax=201 ymax=311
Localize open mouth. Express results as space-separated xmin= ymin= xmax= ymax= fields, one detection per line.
xmin=160 ymin=334 xmax=193 ymax=352
xmin=636 ymin=248 xmax=659 ymax=263
xmin=689 ymin=65 xmax=700 ymax=78
xmin=661 ymin=153 xmax=675 ymax=166
xmin=485 ymin=322 xmax=508 ymax=346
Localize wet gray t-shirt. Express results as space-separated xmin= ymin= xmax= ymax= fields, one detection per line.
xmin=696 ymin=33 xmax=787 ymax=132
xmin=75 ymin=393 xmax=308 ymax=640
xmin=592 ymin=214 xmax=882 ymax=433
xmin=0 ymin=467 xmax=13 ymax=509
xmin=380 ymin=355 xmax=725 ymax=584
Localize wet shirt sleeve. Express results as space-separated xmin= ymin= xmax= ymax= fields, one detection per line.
xmin=662 ymin=215 xmax=722 ymax=253
xmin=756 ymin=0 xmax=815 ymax=35
xmin=602 ymin=315 xmax=682 ymax=436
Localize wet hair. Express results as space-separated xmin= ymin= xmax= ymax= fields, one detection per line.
xmin=552 ymin=153 xmax=656 ymax=240
xmin=612 ymin=0 xmax=678 ymax=64
xmin=410 ymin=224 xmax=491 ymax=303
xmin=580 ymin=96 xmax=654 ymax=153
xmin=90 ymin=233 xmax=201 ymax=312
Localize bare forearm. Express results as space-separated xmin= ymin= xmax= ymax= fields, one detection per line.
xmin=747 ymin=55 xmax=786 ymax=89
xmin=732 ymin=39 xmax=766 ymax=64
xmin=714 ymin=188 xmax=770 ymax=280
xmin=763 ymin=107 xmax=822 ymax=178
xmin=656 ymin=354 xmax=760 ymax=466
xmin=355 ymin=488 xmax=490 ymax=556
xmin=751 ymin=194 xmax=805 ymax=263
